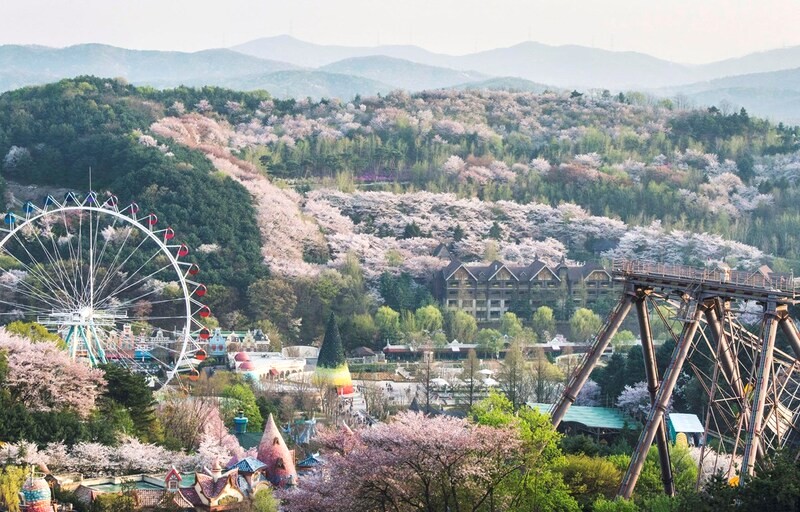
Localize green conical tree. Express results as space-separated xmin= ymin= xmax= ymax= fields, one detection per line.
xmin=317 ymin=312 xmax=345 ymax=369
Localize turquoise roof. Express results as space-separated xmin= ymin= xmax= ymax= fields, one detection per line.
xmin=234 ymin=432 xmax=263 ymax=450
xmin=528 ymin=403 xmax=632 ymax=430
xmin=668 ymin=413 xmax=704 ymax=433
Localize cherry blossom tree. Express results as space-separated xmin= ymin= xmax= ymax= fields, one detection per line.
xmin=8 ymin=437 xmax=181 ymax=476
xmin=0 ymin=329 xmax=105 ymax=417
xmin=195 ymin=406 xmax=244 ymax=466
xmin=575 ymin=379 xmax=601 ymax=406
xmin=280 ymin=411 xmax=523 ymax=512
xmin=615 ymin=381 xmax=671 ymax=422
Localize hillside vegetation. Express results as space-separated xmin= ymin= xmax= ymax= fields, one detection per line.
xmin=1 ymin=77 xmax=800 ymax=345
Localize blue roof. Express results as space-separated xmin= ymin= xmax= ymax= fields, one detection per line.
xmin=298 ymin=454 xmax=324 ymax=467
xmin=668 ymin=413 xmax=704 ymax=433
xmin=237 ymin=475 xmax=250 ymax=492
xmin=227 ymin=457 xmax=266 ymax=473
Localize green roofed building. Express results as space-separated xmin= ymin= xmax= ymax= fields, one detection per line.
xmin=528 ymin=402 xmax=634 ymax=437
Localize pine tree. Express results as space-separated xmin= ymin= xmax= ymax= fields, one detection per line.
xmin=317 ymin=312 xmax=345 ymax=369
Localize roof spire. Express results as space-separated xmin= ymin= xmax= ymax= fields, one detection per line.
xmin=257 ymin=413 xmax=297 ymax=487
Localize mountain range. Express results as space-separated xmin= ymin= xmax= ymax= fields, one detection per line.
xmin=2 ymin=36 xmax=800 ymax=123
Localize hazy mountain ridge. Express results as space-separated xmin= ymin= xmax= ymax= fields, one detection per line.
xmin=320 ymin=56 xmax=488 ymax=91
xmin=198 ymin=69 xmax=395 ymax=99
xmin=0 ymin=44 xmax=297 ymax=91
xmin=234 ymin=35 xmax=800 ymax=89
xmin=0 ymin=44 xmax=499 ymax=100
xmin=232 ymin=34 xmax=450 ymax=68
xmin=662 ymin=67 xmax=800 ymax=123
xmin=4 ymin=39 xmax=800 ymax=122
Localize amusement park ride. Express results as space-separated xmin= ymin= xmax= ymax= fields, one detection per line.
xmin=553 ymin=260 xmax=800 ymax=497
xmin=0 ymin=191 xmax=211 ymax=387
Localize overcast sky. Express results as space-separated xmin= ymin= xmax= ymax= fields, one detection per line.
xmin=2 ymin=0 xmax=799 ymax=64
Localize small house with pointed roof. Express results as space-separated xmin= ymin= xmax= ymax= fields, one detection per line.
xmin=431 ymin=243 xmax=453 ymax=260
xmin=257 ymin=414 xmax=298 ymax=487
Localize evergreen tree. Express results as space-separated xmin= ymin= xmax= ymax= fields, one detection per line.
xmin=317 ymin=312 xmax=345 ymax=369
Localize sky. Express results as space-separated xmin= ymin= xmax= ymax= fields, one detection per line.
xmin=2 ymin=0 xmax=800 ymax=64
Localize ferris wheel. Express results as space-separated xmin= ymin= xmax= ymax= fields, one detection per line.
xmin=0 ymin=191 xmax=212 ymax=387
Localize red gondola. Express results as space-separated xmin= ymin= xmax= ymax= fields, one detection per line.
xmin=147 ymin=214 xmax=158 ymax=226
xmin=198 ymin=306 xmax=211 ymax=318
xmin=195 ymin=284 xmax=207 ymax=297
xmin=164 ymin=227 xmax=175 ymax=241
xmin=198 ymin=327 xmax=210 ymax=340
xmin=177 ymin=244 xmax=189 ymax=257
xmin=187 ymin=369 xmax=200 ymax=381
xmin=188 ymin=264 xmax=200 ymax=276
xmin=195 ymin=349 xmax=207 ymax=362
xmin=130 ymin=202 xmax=139 ymax=214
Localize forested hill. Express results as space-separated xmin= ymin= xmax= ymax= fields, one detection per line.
xmin=0 ymin=77 xmax=268 ymax=296
xmin=1 ymin=77 xmax=800 ymax=343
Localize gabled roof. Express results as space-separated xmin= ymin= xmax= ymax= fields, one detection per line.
xmin=442 ymin=259 xmax=613 ymax=285
xmin=528 ymin=260 xmax=560 ymax=281
xmin=443 ymin=260 xmax=476 ymax=280
xmin=228 ymin=457 xmax=266 ymax=474
xmin=297 ymin=453 xmax=324 ymax=467
xmin=432 ymin=243 xmax=453 ymax=259
xmin=487 ymin=261 xmax=518 ymax=281
xmin=164 ymin=466 xmax=182 ymax=482
xmin=178 ymin=487 xmax=202 ymax=507
xmin=582 ymin=262 xmax=611 ymax=279
xmin=134 ymin=489 xmax=168 ymax=508
xmin=352 ymin=346 xmax=376 ymax=357
xmin=196 ymin=468 xmax=239 ymax=500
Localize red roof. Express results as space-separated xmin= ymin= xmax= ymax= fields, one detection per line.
xmin=234 ymin=352 xmax=250 ymax=362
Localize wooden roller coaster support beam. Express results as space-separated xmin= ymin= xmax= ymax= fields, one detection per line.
xmin=551 ymin=288 xmax=634 ymax=427
xmin=619 ymin=301 xmax=703 ymax=499
xmin=635 ymin=291 xmax=675 ymax=496
xmin=704 ymin=299 xmax=746 ymax=402
xmin=704 ymin=298 xmax=762 ymax=459
xmin=777 ymin=307 xmax=800 ymax=362
xmin=706 ymin=299 xmax=769 ymax=464
xmin=741 ymin=301 xmax=779 ymax=479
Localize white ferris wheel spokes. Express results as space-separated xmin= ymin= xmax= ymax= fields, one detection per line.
xmin=0 ymin=191 xmax=211 ymax=387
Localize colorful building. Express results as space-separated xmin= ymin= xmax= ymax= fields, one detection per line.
xmin=205 ymin=329 xmax=272 ymax=357
xmin=229 ymin=351 xmax=306 ymax=380
xmin=20 ymin=474 xmax=57 ymax=512
xmin=63 ymin=412 xmax=298 ymax=510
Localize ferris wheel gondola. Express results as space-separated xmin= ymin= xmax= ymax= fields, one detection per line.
xmin=0 ymin=191 xmax=211 ymax=387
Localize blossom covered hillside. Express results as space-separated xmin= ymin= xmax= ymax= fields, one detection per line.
xmin=148 ymin=111 xmax=768 ymax=280
xmin=149 ymin=114 xmax=328 ymax=276
xmin=0 ymin=78 xmax=797 ymax=338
